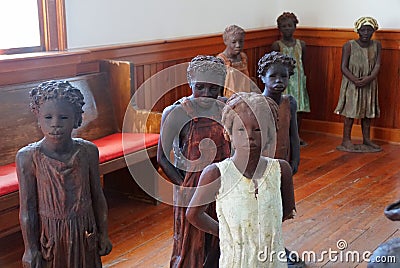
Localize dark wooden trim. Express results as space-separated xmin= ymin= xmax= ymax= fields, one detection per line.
xmin=41 ymin=0 xmax=67 ymax=51
xmin=295 ymin=27 xmax=400 ymax=49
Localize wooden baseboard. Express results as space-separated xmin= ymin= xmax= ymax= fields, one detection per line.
xmin=302 ymin=119 xmax=400 ymax=144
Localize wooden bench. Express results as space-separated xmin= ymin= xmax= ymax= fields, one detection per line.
xmin=0 ymin=68 xmax=161 ymax=239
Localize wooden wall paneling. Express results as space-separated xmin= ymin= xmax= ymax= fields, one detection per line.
xmin=374 ymin=30 xmax=400 ymax=51
xmin=244 ymin=47 xmax=258 ymax=81
xmin=296 ymin=28 xmax=357 ymax=48
xmin=1 ymin=28 xmax=399 ymax=141
xmin=151 ymin=62 xmax=165 ymax=111
xmin=332 ymin=46 xmax=344 ymax=121
xmin=326 ymin=46 xmax=343 ymax=123
xmin=254 ymin=46 xmax=270 ymax=90
xmin=392 ymin=51 xmax=400 ymax=129
xmin=375 ymin=49 xmax=399 ymax=129
xmin=304 ymin=46 xmax=330 ymax=121
xmin=134 ymin=65 xmax=145 ymax=109
xmin=154 ymin=62 xmax=164 ymax=109
xmin=142 ymin=64 xmax=152 ymax=111
xmin=100 ymin=60 xmax=134 ymax=130
xmin=161 ymin=60 xmax=177 ymax=111
xmin=172 ymin=58 xmax=192 ymax=112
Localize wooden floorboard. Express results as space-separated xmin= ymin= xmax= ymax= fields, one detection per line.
xmin=1 ymin=132 xmax=399 ymax=267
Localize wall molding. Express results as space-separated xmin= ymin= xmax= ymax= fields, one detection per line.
xmin=1 ymin=27 xmax=399 ymax=143
xmin=303 ymin=119 xmax=400 ymax=144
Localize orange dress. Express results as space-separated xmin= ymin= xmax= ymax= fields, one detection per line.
xmin=217 ymin=52 xmax=251 ymax=98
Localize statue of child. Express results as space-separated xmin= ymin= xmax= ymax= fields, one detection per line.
xmin=271 ymin=12 xmax=310 ymax=146
xmin=187 ymin=92 xmax=295 ymax=267
xmin=157 ymin=55 xmax=230 ymax=268
xmin=217 ymin=24 xmax=258 ymax=98
xmin=16 ymin=80 xmax=112 ymax=268
xmin=334 ymin=16 xmax=382 ymax=153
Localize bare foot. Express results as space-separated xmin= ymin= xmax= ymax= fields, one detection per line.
xmin=363 ymin=139 xmax=381 ymax=150
xmin=340 ymin=141 xmax=355 ymax=151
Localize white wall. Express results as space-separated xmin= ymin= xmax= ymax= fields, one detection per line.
xmin=65 ymin=0 xmax=277 ymax=49
xmin=65 ymin=0 xmax=399 ymax=49
xmin=275 ymin=0 xmax=400 ymax=29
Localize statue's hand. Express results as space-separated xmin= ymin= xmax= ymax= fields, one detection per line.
xmin=22 ymin=249 xmax=42 ymax=268
xmin=98 ymin=235 xmax=112 ymax=256
xmin=290 ymin=160 xmax=299 ymax=175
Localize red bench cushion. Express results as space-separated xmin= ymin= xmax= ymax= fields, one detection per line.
xmin=92 ymin=133 xmax=160 ymax=163
xmin=0 ymin=133 xmax=160 ymax=197
xmin=0 ymin=163 xmax=18 ymax=196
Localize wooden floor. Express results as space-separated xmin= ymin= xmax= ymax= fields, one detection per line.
xmin=1 ymin=132 xmax=399 ymax=268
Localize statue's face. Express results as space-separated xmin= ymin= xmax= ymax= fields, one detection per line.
xmin=225 ymin=33 xmax=244 ymax=56
xmin=37 ymin=99 xmax=76 ymax=144
xmin=231 ymin=104 xmax=263 ymax=154
xmin=357 ymin=25 xmax=375 ymax=42
xmin=278 ymin=18 xmax=296 ymax=38
xmin=261 ymin=63 xmax=289 ymax=94
xmin=190 ymin=70 xmax=224 ymax=102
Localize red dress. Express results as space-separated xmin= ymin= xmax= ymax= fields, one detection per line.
xmin=170 ymin=98 xmax=230 ymax=268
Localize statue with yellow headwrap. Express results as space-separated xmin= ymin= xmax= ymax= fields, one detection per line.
xmin=334 ymin=16 xmax=382 ymax=153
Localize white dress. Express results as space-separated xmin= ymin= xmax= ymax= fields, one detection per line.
xmin=215 ymin=158 xmax=286 ymax=268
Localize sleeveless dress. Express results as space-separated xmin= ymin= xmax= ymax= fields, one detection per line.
xmin=170 ymin=98 xmax=231 ymax=268
xmin=30 ymin=139 xmax=102 ymax=268
xmin=276 ymin=40 xmax=310 ymax=113
xmin=334 ymin=40 xmax=380 ymax=119
xmin=215 ymin=158 xmax=286 ymax=268
xmin=217 ymin=52 xmax=251 ymax=98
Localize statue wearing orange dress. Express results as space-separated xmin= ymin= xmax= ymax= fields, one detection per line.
xmin=217 ymin=25 xmax=258 ymax=98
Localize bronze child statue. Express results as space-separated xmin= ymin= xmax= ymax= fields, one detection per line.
xmin=217 ymin=24 xmax=256 ymax=98
xmin=334 ymin=16 xmax=382 ymax=153
xmin=258 ymin=51 xmax=305 ymax=267
xmin=258 ymin=51 xmax=300 ymax=175
xmin=16 ymin=80 xmax=112 ymax=268
xmin=271 ymin=12 xmax=310 ymax=146
xmin=186 ymin=92 xmax=295 ymax=267
xmin=157 ymin=55 xmax=230 ymax=268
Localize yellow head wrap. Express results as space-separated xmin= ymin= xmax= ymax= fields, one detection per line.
xmin=354 ymin=17 xmax=379 ymax=32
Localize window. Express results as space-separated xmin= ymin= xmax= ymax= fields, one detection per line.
xmin=0 ymin=0 xmax=66 ymax=55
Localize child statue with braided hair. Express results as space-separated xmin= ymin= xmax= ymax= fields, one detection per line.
xmin=157 ymin=55 xmax=230 ymax=267
xmin=271 ymin=12 xmax=310 ymax=146
xmin=334 ymin=16 xmax=382 ymax=153
xmin=258 ymin=51 xmax=300 ymax=175
xmin=16 ymin=80 xmax=112 ymax=268
xmin=186 ymin=92 xmax=295 ymax=267
xmin=258 ymin=51 xmax=306 ymax=267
